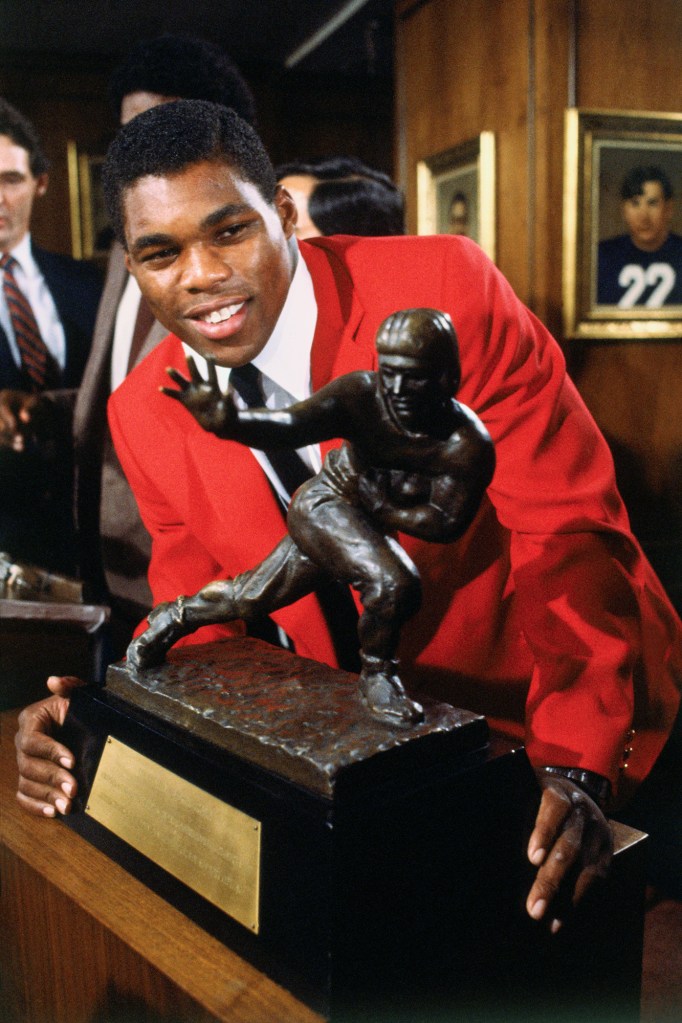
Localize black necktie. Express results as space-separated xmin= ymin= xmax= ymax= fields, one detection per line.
xmin=230 ymin=363 xmax=361 ymax=672
xmin=230 ymin=362 xmax=311 ymax=502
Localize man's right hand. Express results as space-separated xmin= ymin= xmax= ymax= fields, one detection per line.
xmin=15 ymin=676 xmax=85 ymax=817
xmin=0 ymin=389 xmax=48 ymax=451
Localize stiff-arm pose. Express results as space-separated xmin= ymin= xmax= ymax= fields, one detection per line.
xmin=127 ymin=308 xmax=496 ymax=724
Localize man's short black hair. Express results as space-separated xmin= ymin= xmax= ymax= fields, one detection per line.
xmin=621 ymin=165 xmax=673 ymax=202
xmin=0 ymin=98 xmax=50 ymax=177
xmin=103 ymin=99 xmax=277 ymax=246
xmin=309 ymin=178 xmax=405 ymax=236
xmin=108 ymin=33 xmax=256 ymax=127
xmin=276 ymin=155 xmax=394 ymax=186
xmin=275 ymin=155 xmax=405 ymax=236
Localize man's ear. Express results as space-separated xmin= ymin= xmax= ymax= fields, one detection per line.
xmin=35 ymin=173 xmax=49 ymax=198
xmin=123 ymin=250 xmax=133 ymax=274
xmin=274 ymin=184 xmax=298 ymax=239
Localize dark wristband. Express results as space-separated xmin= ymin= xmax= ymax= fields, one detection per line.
xmin=539 ymin=766 xmax=611 ymax=811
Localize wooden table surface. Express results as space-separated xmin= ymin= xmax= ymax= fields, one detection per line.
xmin=0 ymin=707 xmax=325 ymax=1023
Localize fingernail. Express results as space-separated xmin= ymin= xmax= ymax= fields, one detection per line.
xmin=59 ymin=756 xmax=73 ymax=768
xmin=530 ymin=899 xmax=546 ymax=920
xmin=61 ymin=780 xmax=75 ymax=796
xmin=55 ymin=797 xmax=68 ymax=814
xmin=551 ymin=918 xmax=563 ymax=935
xmin=530 ymin=847 xmax=545 ymax=866
xmin=42 ymin=804 xmax=56 ymax=817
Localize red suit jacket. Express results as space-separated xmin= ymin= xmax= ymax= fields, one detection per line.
xmin=109 ymin=235 xmax=682 ymax=796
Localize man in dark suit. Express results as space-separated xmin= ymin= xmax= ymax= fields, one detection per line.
xmin=0 ymin=98 xmax=101 ymax=569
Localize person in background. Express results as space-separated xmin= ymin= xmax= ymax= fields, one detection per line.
xmin=0 ymin=36 xmax=256 ymax=657
xmin=447 ymin=190 xmax=470 ymax=236
xmin=15 ymin=102 xmax=682 ymax=915
xmin=0 ymin=98 xmax=102 ymax=569
xmin=597 ymin=165 xmax=682 ymax=308
xmin=276 ymin=156 xmax=405 ymax=239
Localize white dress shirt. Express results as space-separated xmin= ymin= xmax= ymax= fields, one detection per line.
xmin=0 ymin=233 xmax=66 ymax=370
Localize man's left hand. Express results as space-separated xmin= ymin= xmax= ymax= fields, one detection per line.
xmin=526 ymin=773 xmax=613 ymax=933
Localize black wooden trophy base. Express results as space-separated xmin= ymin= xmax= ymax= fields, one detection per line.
xmin=60 ymin=638 xmax=642 ymax=1022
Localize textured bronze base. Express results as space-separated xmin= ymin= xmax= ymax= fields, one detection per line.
xmin=106 ymin=636 xmax=488 ymax=796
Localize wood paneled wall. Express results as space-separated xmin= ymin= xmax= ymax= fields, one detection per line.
xmin=0 ymin=60 xmax=119 ymax=258
xmin=396 ymin=0 xmax=560 ymax=308
xmin=395 ymin=0 xmax=682 ymax=609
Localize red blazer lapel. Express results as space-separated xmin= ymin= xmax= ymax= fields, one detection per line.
xmin=184 ymin=430 xmax=288 ymax=573
xmin=184 ymin=416 xmax=340 ymax=666
xmin=301 ymin=240 xmax=376 ymax=460
xmin=155 ymin=337 xmax=286 ymax=572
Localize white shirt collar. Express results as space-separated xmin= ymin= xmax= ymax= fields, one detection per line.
xmin=182 ymin=248 xmax=317 ymax=400
xmin=6 ymin=234 xmax=39 ymax=278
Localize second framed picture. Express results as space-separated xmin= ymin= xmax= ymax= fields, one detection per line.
xmin=416 ymin=133 xmax=496 ymax=261
xmin=563 ymin=108 xmax=682 ymax=340
xmin=67 ymin=140 xmax=113 ymax=262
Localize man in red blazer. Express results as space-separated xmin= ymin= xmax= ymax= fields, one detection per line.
xmin=16 ymin=101 xmax=682 ymax=916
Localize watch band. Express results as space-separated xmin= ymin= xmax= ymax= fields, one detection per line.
xmin=539 ymin=766 xmax=611 ymax=811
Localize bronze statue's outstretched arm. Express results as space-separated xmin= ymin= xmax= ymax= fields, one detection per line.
xmin=163 ymin=356 xmax=374 ymax=450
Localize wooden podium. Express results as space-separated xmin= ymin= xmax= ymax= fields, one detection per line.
xmin=1 ymin=637 xmax=649 ymax=1023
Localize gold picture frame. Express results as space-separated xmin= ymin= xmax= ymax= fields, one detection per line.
xmin=67 ymin=140 xmax=112 ymax=261
xmin=563 ymin=108 xmax=682 ymax=340
xmin=416 ymin=133 xmax=496 ymax=261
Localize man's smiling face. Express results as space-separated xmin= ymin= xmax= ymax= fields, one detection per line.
xmin=123 ymin=159 xmax=297 ymax=367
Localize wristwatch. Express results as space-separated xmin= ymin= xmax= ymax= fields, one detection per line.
xmin=539 ymin=766 xmax=611 ymax=811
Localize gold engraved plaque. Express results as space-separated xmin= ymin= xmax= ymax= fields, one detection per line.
xmin=86 ymin=736 xmax=261 ymax=932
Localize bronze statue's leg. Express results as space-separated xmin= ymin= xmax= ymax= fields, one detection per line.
xmin=126 ymin=537 xmax=322 ymax=671
xmin=289 ymin=491 xmax=424 ymax=724
xmin=290 ymin=494 xmax=422 ymax=658
xmin=126 ymin=582 xmax=239 ymax=670
xmin=353 ymin=534 xmax=422 ymax=657
xmin=358 ymin=653 xmax=424 ymax=725
xmin=230 ymin=535 xmax=323 ymax=616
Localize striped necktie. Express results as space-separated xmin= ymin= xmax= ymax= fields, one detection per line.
xmin=230 ymin=362 xmax=361 ymax=672
xmin=0 ymin=253 xmax=60 ymax=391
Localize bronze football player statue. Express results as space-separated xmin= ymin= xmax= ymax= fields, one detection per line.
xmin=127 ymin=308 xmax=495 ymax=726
